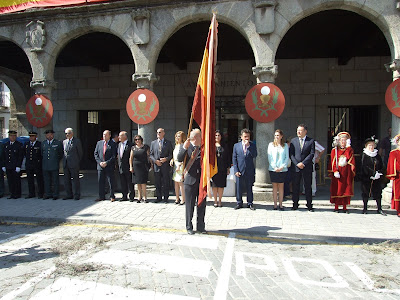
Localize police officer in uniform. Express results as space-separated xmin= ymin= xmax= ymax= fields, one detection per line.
xmin=24 ymin=131 xmax=44 ymax=198
xmin=42 ymin=129 xmax=63 ymax=200
xmin=2 ymin=130 xmax=23 ymax=199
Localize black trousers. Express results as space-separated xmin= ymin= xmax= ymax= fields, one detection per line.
xmin=6 ymin=168 xmax=21 ymax=197
xmin=0 ymin=169 xmax=4 ymax=197
xmin=184 ymin=181 xmax=206 ymax=231
xmin=361 ymin=180 xmax=382 ymax=210
xmin=119 ymin=171 xmax=133 ymax=199
xmin=43 ymin=170 xmax=60 ymax=197
xmin=64 ymin=166 xmax=80 ymax=198
xmin=98 ymin=168 xmax=115 ymax=199
xmin=155 ymin=169 xmax=170 ymax=200
xmin=235 ymin=173 xmax=254 ymax=205
xmin=26 ymin=167 xmax=44 ymax=197
xmin=292 ymin=169 xmax=313 ymax=209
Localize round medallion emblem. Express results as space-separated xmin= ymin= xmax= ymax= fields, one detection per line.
xmin=385 ymin=79 xmax=400 ymax=117
xmin=126 ymin=89 xmax=159 ymax=125
xmin=245 ymin=83 xmax=285 ymax=123
xmin=26 ymin=94 xmax=53 ymax=127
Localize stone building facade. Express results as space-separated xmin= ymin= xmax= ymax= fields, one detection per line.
xmin=0 ymin=0 xmax=399 ymax=194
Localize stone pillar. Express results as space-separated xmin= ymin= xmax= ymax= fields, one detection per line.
xmin=29 ymin=79 xmax=56 ymax=139
xmin=252 ymin=64 xmax=278 ymax=201
xmin=382 ymin=59 xmax=400 ymax=205
xmin=132 ymin=72 xmax=158 ymax=144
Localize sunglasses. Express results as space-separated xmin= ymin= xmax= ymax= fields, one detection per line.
xmin=135 ymin=138 xmax=142 ymax=141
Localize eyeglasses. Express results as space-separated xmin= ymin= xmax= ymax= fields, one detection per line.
xmin=65 ymin=132 xmax=72 ymax=135
xmin=135 ymin=138 xmax=141 ymax=141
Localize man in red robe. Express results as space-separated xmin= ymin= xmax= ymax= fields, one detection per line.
xmin=328 ymin=132 xmax=355 ymax=213
xmin=386 ymin=133 xmax=400 ymax=217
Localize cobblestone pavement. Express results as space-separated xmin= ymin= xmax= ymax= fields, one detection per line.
xmin=0 ymin=223 xmax=399 ymax=300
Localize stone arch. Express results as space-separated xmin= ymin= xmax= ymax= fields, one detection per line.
xmin=149 ymin=12 xmax=257 ymax=73
xmin=46 ymin=25 xmax=135 ymax=81
xmin=273 ymin=2 xmax=395 ymax=61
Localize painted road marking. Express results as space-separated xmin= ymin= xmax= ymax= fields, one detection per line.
xmin=29 ymin=277 xmax=200 ymax=300
xmin=345 ymin=262 xmax=400 ymax=295
xmin=0 ymin=266 xmax=56 ymax=300
xmin=124 ymin=231 xmax=219 ymax=249
xmin=87 ymin=249 xmax=212 ymax=277
xmin=282 ymin=257 xmax=349 ymax=288
xmin=236 ymin=252 xmax=278 ymax=277
xmin=214 ymin=232 xmax=236 ymax=300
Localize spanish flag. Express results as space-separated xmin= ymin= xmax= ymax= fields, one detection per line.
xmin=192 ymin=14 xmax=218 ymax=206
xmin=0 ymin=0 xmax=114 ymax=14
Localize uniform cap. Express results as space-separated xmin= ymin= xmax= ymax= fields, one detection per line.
xmin=8 ymin=130 xmax=17 ymax=135
xmin=28 ymin=131 xmax=38 ymax=136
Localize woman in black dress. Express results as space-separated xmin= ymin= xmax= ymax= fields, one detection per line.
xmin=211 ymin=130 xmax=230 ymax=207
xmin=129 ymin=135 xmax=150 ymax=203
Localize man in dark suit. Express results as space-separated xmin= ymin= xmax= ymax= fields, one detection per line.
xmin=232 ymin=128 xmax=257 ymax=210
xmin=3 ymin=130 xmax=23 ymax=199
xmin=24 ymin=131 xmax=44 ymax=199
xmin=117 ymin=131 xmax=134 ymax=201
xmin=94 ymin=130 xmax=117 ymax=202
xmin=290 ymin=124 xmax=315 ymax=211
xmin=177 ymin=129 xmax=206 ymax=235
xmin=63 ymin=127 xmax=83 ymax=200
xmin=0 ymin=142 xmax=5 ymax=198
xmin=42 ymin=129 xmax=63 ymax=200
xmin=150 ymin=128 xmax=173 ymax=203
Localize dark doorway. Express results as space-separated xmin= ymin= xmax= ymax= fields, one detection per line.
xmin=79 ymin=110 xmax=120 ymax=169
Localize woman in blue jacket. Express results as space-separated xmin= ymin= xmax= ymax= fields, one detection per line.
xmin=268 ymin=129 xmax=289 ymax=210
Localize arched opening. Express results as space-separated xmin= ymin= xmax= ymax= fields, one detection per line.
xmin=0 ymin=40 xmax=33 ymax=135
xmin=157 ymin=21 xmax=255 ymax=158
xmin=275 ymin=9 xmax=391 ymax=160
xmin=55 ymin=32 xmax=134 ymax=169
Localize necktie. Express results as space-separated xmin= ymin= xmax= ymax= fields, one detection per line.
xmin=300 ymin=138 xmax=304 ymax=150
xmin=159 ymin=139 xmax=162 ymax=152
xmin=67 ymin=139 xmax=71 ymax=151
xmin=120 ymin=143 xmax=124 ymax=158
xmin=31 ymin=142 xmax=34 ymax=147
xmin=103 ymin=141 xmax=107 ymax=158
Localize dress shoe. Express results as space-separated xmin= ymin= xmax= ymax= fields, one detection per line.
xmin=291 ymin=207 xmax=298 ymax=211
xmin=53 ymin=197 xmax=58 ymax=200
xmin=175 ymin=199 xmax=181 ymax=204
xmin=74 ymin=197 xmax=80 ymax=201
xmin=334 ymin=209 xmax=339 ymax=213
xmin=279 ymin=207 xmax=284 ymax=211
xmin=137 ymin=199 xmax=142 ymax=203
xmin=197 ymin=229 xmax=207 ymax=234
xmin=377 ymin=209 xmax=387 ymax=216
xmin=308 ymin=208 xmax=314 ymax=212
xmin=129 ymin=199 xmax=134 ymax=202
xmin=120 ymin=198 xmax=128 ymax=202
xmin=234 ymin=204 xmax=243 ymax=210
xmin=110 ymin=198 xmax=116 ymax=202
xmin=187 ymin=229 xmax=195 ymax=235
xmin=155 ymin=199 xmax=162 ymax=203
xmin=143 ymin=199 xmax=149 ymax=203
xmin=248 ymin=204 xmax=255 ymax=211
xmin=25 ymin=195 xmax=34 ymax=199
xmin=63 ymin=196 xmax=73 ymax=200
xmin=343 ymin=209 xmax=349 ymax=214
xmin=273 ymin=207 xmax=278 ymax=210
xmin=95 ymin=198 xmax=104 ymax=202
xmin=43 ymin=196 xmax=51 ymax=200
xmin=164 ymin=199 xmax=168 ymax=203
xmin=362 ymin=209 xmax=367 ymax=214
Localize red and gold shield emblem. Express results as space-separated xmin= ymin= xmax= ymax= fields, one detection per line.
xmin=126 ymin=89 xmax=159 ymax=124
xmin=385 ymin=79 xmax=400 ymax=117
xmin=26 ymin=94 xmax=53 ymax=127
xmin=245 ymin=83 xmax=285 ymax=123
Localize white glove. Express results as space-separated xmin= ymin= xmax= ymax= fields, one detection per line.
xmin=1 ymin=167 xmax=5 ymax=172
xmin=16 ymin=167 xmax=21 ymax=173
xmin=371 ymin=172 xmax=383 ymax=180
xmin=334 ymin=172 xmax=340 ymax=179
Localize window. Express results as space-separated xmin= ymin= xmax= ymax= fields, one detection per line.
xmin=88 ymin=111 xmax=98 ymax=124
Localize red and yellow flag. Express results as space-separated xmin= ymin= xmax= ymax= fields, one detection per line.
xmin=0 ymin=0 xmax=116 ymax=14
xmin=192 ymin=13 xmax=218 ymax=205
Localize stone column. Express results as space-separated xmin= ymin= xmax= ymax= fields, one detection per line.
xmin=132 ymin=72 xmax=158 ymax=144
xmin=382 ymin=59 xmax=400 ymax=204
xmin=252 ymin=64 xmax=278 ymax=201
xmin=29 ymin=79 xmax=56 ymax=139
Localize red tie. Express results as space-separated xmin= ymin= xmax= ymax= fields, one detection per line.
xmin=103 ymin=141 xmax=107 ymax=158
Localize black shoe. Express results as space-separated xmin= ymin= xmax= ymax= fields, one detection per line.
xmin=129 ymin=199 xmax=134 ymax=202
xmin=155 ymin=199 xmax=162 ymax=203
xmin=197 ymin=229 xmax=207 ymax=234
xmin=120 ymin=198 xmax=128 ymax=202
xmin=74 ymin=197 xmax=80 ymax=200
xmin=291 ymin=207 xmax=298 ymax=210
xmin=308 ymin=208 xmax=314 ymax=212
xmin=187 ymin=229 xmax=195 ymax=235
xmin=63 ymin=196 xmax=73 ymax=200
xmin=362 ymin=209 xmax=367 ymax=214
xmin=234 ymin=204 xmax=243 ymax=210
xmin=43 ymin=196 xmax=51 ymax=200
xmin=273 ymin=207 xmax=278 ymax=210
xmin=334 ymin=209 xmax=339 ymax=213
xmin=248 ymin=204 xmax=255 ymax=211
xmin=164 ymin=200 xmax=168 ymax=203
xmin=137 ymin=199 xmax=142 ymax=203
xmin=377 ymin=209 xmax=387 ymax=216
xmin=53 ymin=197 xmax=58 ymax=200
xmin=7 ymin=196 xmax=13 ymax=199
xmin=343 ymin=209 xmax=349 ymax=214
xmin=25 ymin=195 xmax=34 ymax=199
xmin=279 ymin=207 xmax=284 ymax=211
